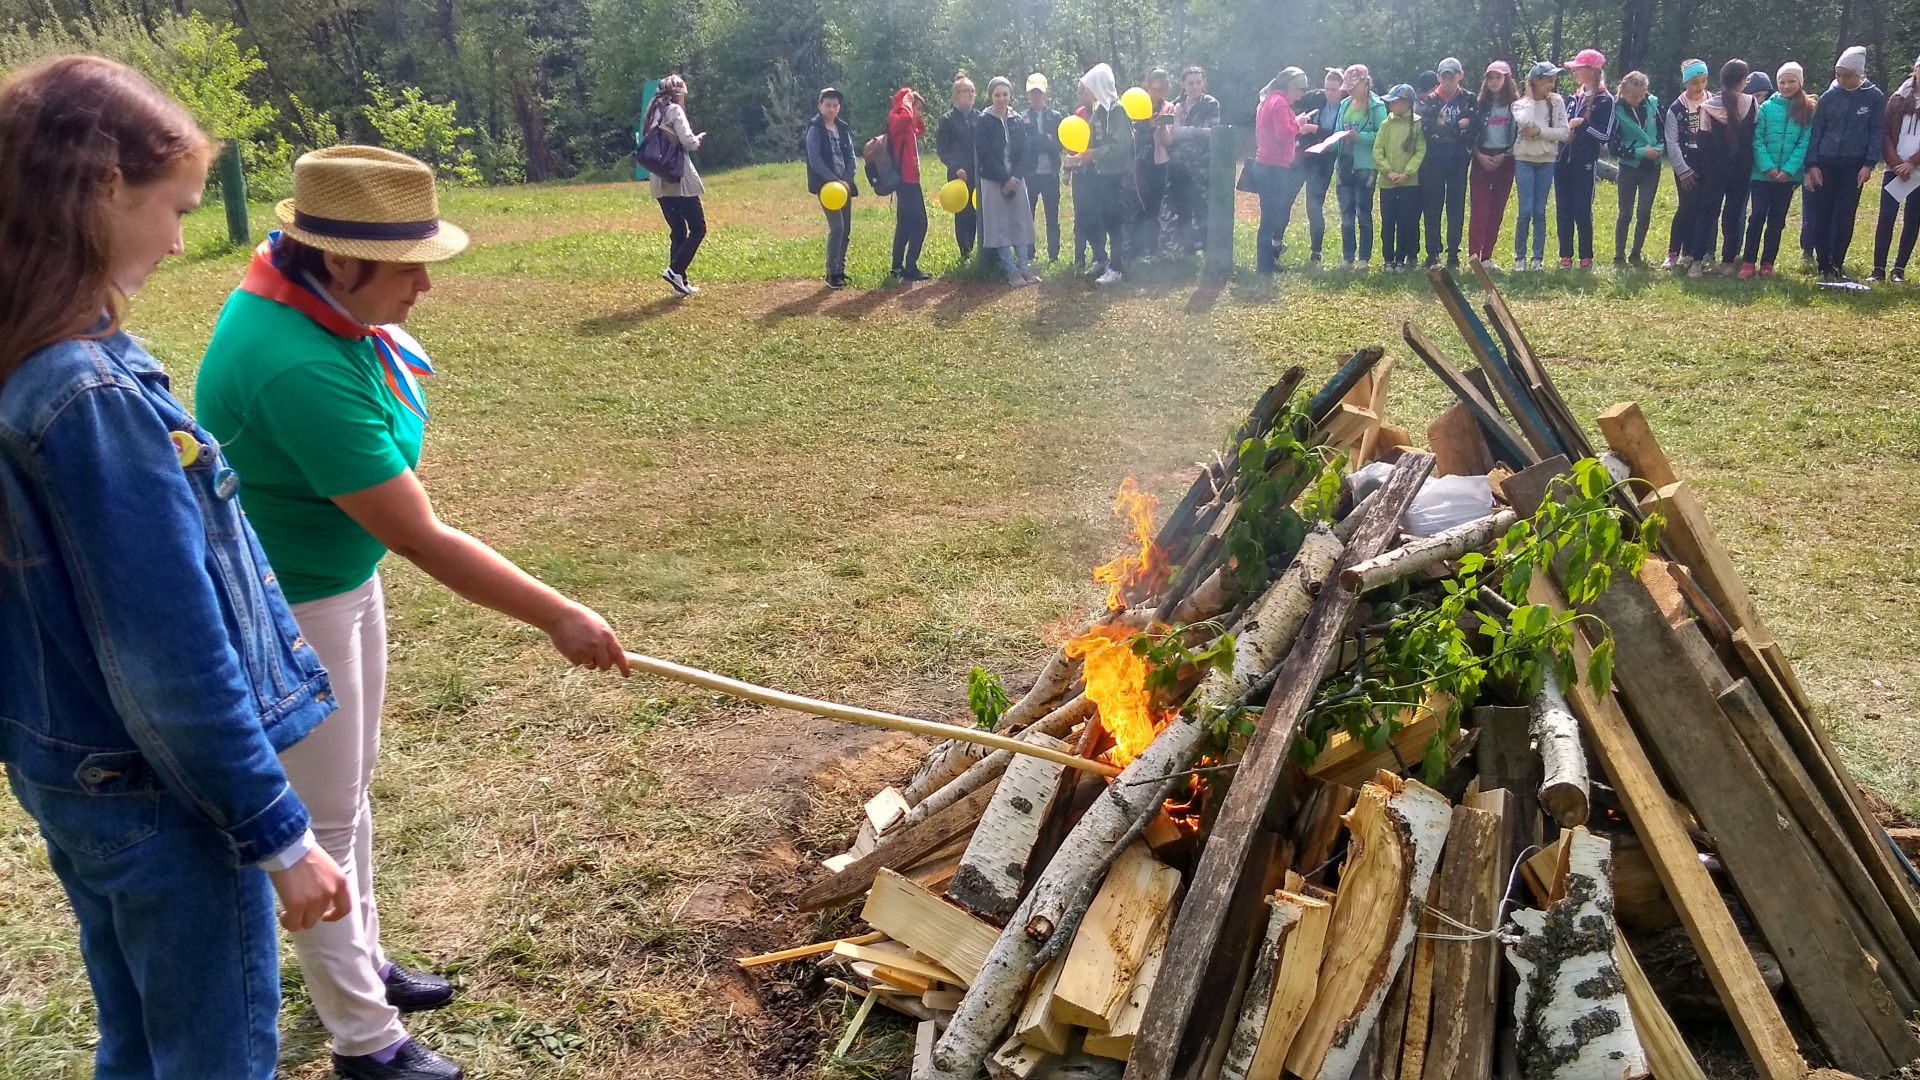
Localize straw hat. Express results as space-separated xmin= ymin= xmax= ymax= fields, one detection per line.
xmin=274 ymin=146 xmax=469 ymax=263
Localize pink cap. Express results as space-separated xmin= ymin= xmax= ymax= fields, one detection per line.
xmin=1343 ymin=63 xmax=1371 ymax=90
xmin=1565 ymin=48 xmax=1606 ymax=70
xmin=1485 ymin=60 xmax=1513 ymax=76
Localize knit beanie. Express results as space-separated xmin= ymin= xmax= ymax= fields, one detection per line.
xmin=1777 ymin=61 xmax=1804 ymax=85
xmin=1837 ymin=46 xmax=1868 ymax=77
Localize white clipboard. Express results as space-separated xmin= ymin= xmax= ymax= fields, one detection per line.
xmin=1885 ymin=170 xmax=1919 ymax=205
xmin=1304 ymin=128 xmax=1353 ymax=156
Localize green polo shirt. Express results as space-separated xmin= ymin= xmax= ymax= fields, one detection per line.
xmin=196 ymin=290 xmax=424 ymax=604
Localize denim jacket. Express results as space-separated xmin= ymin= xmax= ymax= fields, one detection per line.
xmin=0 ymin=332 xmax=331 ymax=865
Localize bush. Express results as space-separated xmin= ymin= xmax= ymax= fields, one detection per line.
xmin=361 ymin=74 xmax=483 ymax=185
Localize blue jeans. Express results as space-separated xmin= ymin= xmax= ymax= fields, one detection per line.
xmin=1514 ymin=161 xmax=1555 ymax=261
xmin=1337 ymin=168 xmax=1376 ymax=262
xmin=9 ymin=771 xmax=283 ymax=1079
xmin=994 ymin=245 xmax=1031 ymax=281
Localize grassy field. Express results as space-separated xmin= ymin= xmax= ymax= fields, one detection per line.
xmin=1 ymin=161 xmax=1917 ymax=1079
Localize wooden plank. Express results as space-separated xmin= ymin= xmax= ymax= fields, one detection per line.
xmin=866 ymin=786 xmax=910 ymax=835
xmin=1012 ymin=959 xmax=1069 ymax=1055
xmin=1757 ymin=639 xmax=1816 ymax=718
xmin=1426 ymin=403 xmax=1495 ymax=478
xmin=831 ymin=990 xmax=879 ymax=1058
xmin=922 ymin=988 xmax=964 ymax=1011
xmin=1426 ymin=267 xmax=1563 ymax=459
xmin=1309 ymin=693 xmax=1448 ymax=787
xmin=1594 ymin=402 xmax=1680 ymax=490
xmin=1049 ymin=842 xmax=1182 ymax=1031
xmin=831 ymin=941 xmax=961 ymax=987
xmin=1529 ymin=576 xmax=1804 ymax=1080
xmin=1307 ymin=346 xmax=1389 ymax=426
xmin=946 ymin=733 xmax=1072 ymax=924
xmin=795 ymin=779 xmax=999 ymax=910
xmin=1420 ymin=805 xmax=1502 ymax=1080
xmin=1578 ymin=574 xmax=1919 ymax=1075
xmin=736 ymin=930 xmax=887 ymax=968
xmin=862 ymin=869 xmax=999 ymax=986
xmin=1718 ymin=679 xmax=1920 ymax=1012
xmin=1396 ymin=872 xmax=1444 ymax=1080
xmin=1127 ymin=454 xmax=1436 ymax=1080
xmin=1083 ymin=913 xmax=1170 ymax=1061
xmin=1321 ymin=402 xmax=1380 ymax=454
xmin=1401 ymin=323 xmax=1536 ymax=466
xmin=1617 ymin=935 xmax=1709 ymax=1080
xmin=1464 ymin=788 xmax=1528 ymax=1080
xmin=1285 ymin=776 xmax=1454 ymax=1080
xmin=1641 ymin=481 xmax=1766 ymax=639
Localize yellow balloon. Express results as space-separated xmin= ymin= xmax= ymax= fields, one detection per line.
xmin=1121 ymin=86 xmax=1153 ymax=122
xmin=820 ymin=181 xmax=849 ymax=211
xmin=972 ymin=189 xmax=979 ymax=211
xmin=1058 ymin=114 xmax=1091 ymax=154
xmin=939 ymin=178 xmax=970 ymax=214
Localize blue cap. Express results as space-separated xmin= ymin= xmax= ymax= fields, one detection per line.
xmin=1383 ymin=83 xmax=1419 ymax=103
xmin=1527 ymin=61 xmax=1564 ymax=81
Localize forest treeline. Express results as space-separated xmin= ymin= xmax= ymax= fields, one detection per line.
xmin=3 ymin=0 xmax=1915 ymax=190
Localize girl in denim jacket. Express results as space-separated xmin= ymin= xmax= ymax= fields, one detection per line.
xmin=0 ymin=57 xmax=349 ymax=1079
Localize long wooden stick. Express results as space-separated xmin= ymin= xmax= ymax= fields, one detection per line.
xmin=623 ymin=652 xmax=1118 ymax=778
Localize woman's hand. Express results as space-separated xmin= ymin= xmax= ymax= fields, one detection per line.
xmin=1678 ymin=171 xmax=1697 ymax=190
xmin=1298 ymin=120 xmax=1319 ymax=135
xmin=1897 ymin=161 xmax=1915 ymax=179
xmin=1002 ymin=177 xmax=1018 ymax=195
xmin=270 ymin=848 xmax=351 ymax=932
xmin=1859 ymin=165 xmax=1874 ymax=187
xmin=1642 ymin=147 xmax=1660 ymax=160
xmin=1568 ymin=116 xmax=1586 ymax=131
xmin=1388 ymin=172 xmax=1405 ymax=184
xmin=547 ymin=602 xmax=630 ymax=675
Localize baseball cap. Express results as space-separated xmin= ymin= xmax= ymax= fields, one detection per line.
xmin=1383 ymin=83 xmax=1418 ymax=103
xmin=1564 ymin=48 xmax=1606 ymax=70
xmin=1438 ymin=57 xmax=1465 ymax=76
xmin=1485 ymin=60 xmax=1514 ymax=77
xmin=1026 ymin=73 xmax=1049 ymax=92
xmin=1527 ymin=61 xmax=1564 ymax=81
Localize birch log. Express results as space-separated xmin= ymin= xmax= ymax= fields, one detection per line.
xmin=901 ymin=696 xmax=1093 ymax=832
xmin=1285 ymin=775 xmax=1454 ymax=1080
xmin=946 ymin=734 xmax=1074 ymax=924
xmin=1506 ymin=828 xmax=1650 ymax=1080
xmin=1339 ymin=509 xmax=1519 ymax=594
xmin=1193 ymin=527 xmax=1344 ymax=704
xmin=902 ymin=649 xmax=1078 ymax=805
xmin=1529 ymin=667 xmax=1591 ymax=828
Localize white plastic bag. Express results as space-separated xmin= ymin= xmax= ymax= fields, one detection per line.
xmin=1402 ymin=474 xmax=1496 ymax=536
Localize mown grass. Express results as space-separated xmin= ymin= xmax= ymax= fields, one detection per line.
xmin=3 ymin=160 xmax=1917 ymax=1079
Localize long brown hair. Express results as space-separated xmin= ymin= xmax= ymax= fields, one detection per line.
xmin=1478 ymin=70 xmax=1519 ymax=109
xmin=0 ymin=56 xmax=211 ymax=385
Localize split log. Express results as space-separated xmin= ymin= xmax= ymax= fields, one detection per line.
xmin=1083 ymin=914 xmax=1170 ymax=1061
xmin=1420 ymin=805 xmax=1502 ymax=1080
xmin=1506 ymin=828 xmax=1649 ymax=1080
xmin=1291 ymin=780 xmax=1359 ymax=884
xmin=796 ymin=780 xmax=1000 ymax=911
xmin=1284 ymin=775 xmax=1454 ymax=1080
xmin=1219 ymin=896 xmax=1290 ymax=1080
xmin=1529 ymin=667 xmax=1590 ymax=827
xmin=988 ymin=1037 xmax=1051 ymax=1079
xmin=1465 ymin=787 xmax=1531 ymax=1080
xmin=913 ymin=1020 xmax=938 ymax=1074
xmin=1339 ymin=509 xmax=1518 ymax=595
xmin=861 ymin=870 xmax=999 ymax=986
xmin=1322 ymin=403 xmax=1381 ymax=454
xmin=1227 ymin=889 xmax=1333 ymax=1078
xmin=1048 ymin=842 xmax=1182 ymax=1030
xmin=1616 ymin=934 xmax=1708 ymax=1080
xmin=1397 ymin=868 xmax=1444 ymax=1080
xmin=947 ymin=734 xmax=1073 ymax=924
xmin=918 ymin=718 xmax=1205 ymax=1080
xmin=1593 ymin=402 xmax=1680 ymax=491
xmin=1194 ymin=527 xmax=1344 ymax=703
xmin=865 ymin=787 xmax=910 ymax=835
xmin=1427 ymin=403 xmax=1496 ymax=478
xmin=1011 ymin=959 xmax=1069 ymax=1055
xmin=1127 ymin=452 xmax=1437 ymax=1080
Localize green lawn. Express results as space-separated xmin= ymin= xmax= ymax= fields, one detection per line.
xmin=2 ymin=162 xmax=1916 ymax=1079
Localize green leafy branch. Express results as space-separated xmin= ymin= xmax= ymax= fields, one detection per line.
xmin=966 ymin=668 xmax=1010 ymax=731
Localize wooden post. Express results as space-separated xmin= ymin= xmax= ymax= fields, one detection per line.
xmin=218 ymin=143 xmax=251 ymax=248
xmin=1205 ymin=124 xmax=1241 ymax=277
xmin=1419 ymin=805 xmax=1503 ymax=1080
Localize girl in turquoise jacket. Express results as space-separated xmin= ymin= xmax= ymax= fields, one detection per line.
xmin=1740 ymin=62 xmax=1814 ymax=276
xmin=1334 ymin=65 xmax=1388 ymax=267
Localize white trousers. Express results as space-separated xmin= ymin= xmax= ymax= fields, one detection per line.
xmin=282 ymin=575 xmax=408 ymax=1056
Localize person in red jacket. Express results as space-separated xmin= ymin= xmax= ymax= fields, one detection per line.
xmin=888 ymin=87 xmax=931 ymax=281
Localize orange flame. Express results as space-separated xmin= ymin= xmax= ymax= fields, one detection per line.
xmin=1091 ymin=478 xmax=1170 ymax=613
xmin=1065 ymin=622 xmax=1172 ymax=769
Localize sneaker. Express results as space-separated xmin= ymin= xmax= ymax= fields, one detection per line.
xmin=1662 ymin=254 xmax=1679 ymax=270
xmin=901 ymin=268 xmax=932 ymax=282
xmin=1447 ymin=256 xmax=1461 ymax=270
xmin=1010 ymin=274 xmax=1036 ymax=288
xmin=1341 ymin=259 xmax=1356 ymax=269
xmin=1088 ymin=260 xmax=1108 ymax=279
xmin=1095 ymin=268 xmax=1123 ymax=286
xmin=1023 ymin=268 xmax=1042 ymax=284
xmin=1530 ymin=258 xmax=1546 ymax=272
xmin=1629 ymin=254 xmax=1650 ymax=269
xmin=1736 ymin=262 xmax=1755 ymax=280
xmin=1559 ymin=258 xmax=1573 ymax=270
xmin=333 ymin=1039 xmax=465 ymax=1080
xmin=1759 ymin=263 xmax=1775 ymax=278
xmin=1894 ymin=268 xmax=1907 ymax=283
xmin=1801 ymin=250 xmax=1818 ymax=268
xmin=1718 ymin=261 xmax=1738 ymax=276
xmin=1579 ymin=258 xmax=1593 ymax=270
xmin=825 ymin=276 xmax=845 ymax=290
xmin=1613 ymin=256 xmax=1627 ymax=268
xmin=1687 ymin=261 xmax=1705 ymax=279
xmin=1869 ymin=268 xmax=1887 ymax=282
xmin=1480 ymin=260 xmax=1503 ymax=272
xmin=661 ymin=268 xmax=692 ymax=297
xmin=1310 ymin=251 xmax=1323 ymax=264
xmin=1357 ymin=260 xmax=1371 ymax=271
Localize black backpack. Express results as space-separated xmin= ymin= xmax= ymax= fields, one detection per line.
xmin=863 ymin=132 xmax=902 ymax=196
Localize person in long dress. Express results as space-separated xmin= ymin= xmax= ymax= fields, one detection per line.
xmin=975 ymin=76 xmax=1040 ymax=286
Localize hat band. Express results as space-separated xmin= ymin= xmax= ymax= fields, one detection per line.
xmin=294 ymin=211 xmax=440 ymax=242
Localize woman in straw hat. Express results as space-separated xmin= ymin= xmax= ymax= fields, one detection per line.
xmin=197 ymin=146 xmax=630 ymax=1080
xmin=0 ymin=56 xmax=349 ymax=1078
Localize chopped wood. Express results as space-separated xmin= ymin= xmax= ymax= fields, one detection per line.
xmin=822 ymin=852 xmax=859 ymax=874
xmin=947 ymin=733 xmax=1073 ymax=924
xmin=1506 ymin=828 xmax=1650 ymax=1080
xmin=1309 ymin=692 xmax=1450 ymax=787
xmin=987 ymin=1037 xmax=1050 ymax=1079
xmin=1464 ymin=787 xmax=1531 ymax=1080
xmin=862 ymin=869 xmax=999 ymax=986
xmin=1219 ymin=894 xmax=1290 ymax=1079
xmin=831 ymin=990 xmax=880 ymax=1059
xmin=737 ymin=930 xmax=887 ymax=968
xmin=1128 ymin=453 xmax=1437 ymax=1080
xmin=1340 ymin=509 xmax=1518 ymax=595
xmin=1420 ymin=805 xmax=1503 ymax=1080
xmin=1594 ymin=402 xmax=1680 ymax=491
xmin=1308 ymin=346 xmax=1390 ymax=425
xmin=1284 ymin=775 xmax=1455 ymax=1080
xmin=1529 ymin=666 xmax=1591 ymax=827
xmin=850 ymin=959 xmax=935 ymax=996
xmin=1640 ymin=481 xmax=1766 ymax=640
xmin=1012 ymin=959 xmax=1069 ymax=1055
xmin=832 ymin=941 xmax=962 ymax=987
xmin=1397 ymin=871 xmax=1445 ymax=1080
xmin=1187 ymin=832 xmax=1290 ymax=1079
xmin=922 ymin=988 xmax=963 ymax=1011
xmin=1575 ymin=571 xmax=1920 ymax=1074
xmin=913 ymin=1019 xmax=938 ymax=1073
xmin=1608 ymin=834 xmax=1679 ymax=932
xmin=1291 ymin=780 xmax=1359 ymax=884
xmin=1529 ymin=577 xmax=1803 ymax=1080
xmin=908 ymin=846 xmax=966 ymax=892
xmin=1473 ymin=705 xmax=1544 ymax=824
xmin=1048 ymin=842 xmax=1182 ymax=1031
xmin=1083 ymin=913 xmax=1170 ymax=1061
xmin=797 ymin=780 xmax=1001 ymax=911
xmin=1374 ymin=955 xmax=1417 ymax=1080
xmin=902 ymin=695 xmax=1095 ymax=834
xmin=1238 ymin=889 xmax=1334 ymax=1075
xmin=1616 ymin=934 xmax=1708 ymax=1080
xmin=1322 ymin=402 xmax=1381 ymax=455
xmin=866 ymin=786 xmax=910 ymax=835
xmin=1427 ymin=403 xmax=1496 ymax=478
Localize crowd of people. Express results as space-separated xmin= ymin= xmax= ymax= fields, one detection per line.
xmin=641 ymin=46 xmax=1920 ymax=290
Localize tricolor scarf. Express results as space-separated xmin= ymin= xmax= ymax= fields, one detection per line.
xmin=238 ymin=232 xmax=435 ymax=422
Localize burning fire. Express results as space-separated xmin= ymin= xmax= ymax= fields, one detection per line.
xmin=1090 ymin=477 xmax=1170 ymax=612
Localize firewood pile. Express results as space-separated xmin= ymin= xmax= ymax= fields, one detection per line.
xmin=736 ymin=267 xmax=1920 ymax=1080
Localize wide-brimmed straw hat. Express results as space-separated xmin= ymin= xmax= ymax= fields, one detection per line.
xmin=275 ymin=146 xmax=469 ymax=263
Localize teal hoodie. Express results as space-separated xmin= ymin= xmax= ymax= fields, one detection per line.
xmin=1338 ymin=93 xmax=1389 ymax=172
xmin=1751 ymin=94 xmax=1812 ymax=182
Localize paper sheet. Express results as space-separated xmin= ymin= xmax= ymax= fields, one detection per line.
xmin=1304 ymin=128 xmax=1353 ymax=156
xmin=1885 ymin=170 xmax=1919 ymax=205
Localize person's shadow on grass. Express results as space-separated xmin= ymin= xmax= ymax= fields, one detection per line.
xmin=757 ymin=285 xmax=836 ymax=325
xmin=575 ymin=296 xmax=684 ymax=337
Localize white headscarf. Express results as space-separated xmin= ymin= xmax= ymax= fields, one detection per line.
xmin=1081 ymin=63 xmax=1118 ymax=108
xmin=1260 ymin=67 xmax=1309 ymax=100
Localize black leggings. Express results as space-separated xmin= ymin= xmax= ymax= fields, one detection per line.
xmin=1741 ymin=181 xmax=1795 ymax=266
xmin=893 ymin=182 xmax=927 ymax=273
xmin=1614 ymin=164 xmax=1659 ymax=260
xmin=659 ymin=195 xmax=706 ymax=277
xmin=1874 ymin=182 xmax=1920 ymax=272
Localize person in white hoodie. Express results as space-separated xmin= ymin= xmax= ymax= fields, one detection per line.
xmin=1510 ymin=61 xmax=1571 ymax=269
xmin=643 ymin=75 xmax=707 ymax=297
